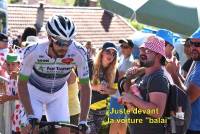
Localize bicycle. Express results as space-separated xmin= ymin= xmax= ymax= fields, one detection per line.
xmin=22 ymin=121 xmax=88 ymax=134
xmin=39 ymin=121 xmax=80 ymax=134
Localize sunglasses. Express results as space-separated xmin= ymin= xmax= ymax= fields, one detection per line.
xmin=120 ymin=45 xmax=130 ymax=49
xmin=189 ymin=39 xmax=200 ymax=47
xmin=104 ymin=49 xmax=117 ymax=57
xmin=191 ymin=43 xmax=200 ymax=47
xmin=51 ymin=37 xmax=72 ymax=47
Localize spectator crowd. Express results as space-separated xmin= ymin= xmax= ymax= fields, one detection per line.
xmin=0 ymin=15 xmax=200 ymax=134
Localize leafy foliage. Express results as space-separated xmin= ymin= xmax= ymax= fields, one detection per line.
xmin=130 ymin=20 xmax=144 ymax=30
xmin=8 ymin=0 xmax=20 ymax=4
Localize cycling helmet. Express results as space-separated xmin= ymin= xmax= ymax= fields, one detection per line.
xmin=46 ymin=15 xmax=76 ymax=41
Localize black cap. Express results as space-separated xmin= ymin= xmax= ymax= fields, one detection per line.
xmin=0 ymin=33 xmax=8 ymax=42
xmin=102 ymin=42 xmax=117 ymax=52
xmin=119 ymin=38 xmax=134 ymax=48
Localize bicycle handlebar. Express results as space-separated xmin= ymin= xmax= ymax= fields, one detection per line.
xmin=39 ymin=121 xmax=79 ymax=130
xmin=29 ymin=121 xmax=80 ymax=134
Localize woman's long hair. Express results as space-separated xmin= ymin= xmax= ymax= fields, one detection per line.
xmin=92 ymin=49 xmax=118 ymax=88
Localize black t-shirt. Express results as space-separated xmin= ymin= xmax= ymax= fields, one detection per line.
xmin=129 ymin=69 xmax=169 ymax=134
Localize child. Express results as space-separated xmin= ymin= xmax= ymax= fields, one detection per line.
xmin=0 ymin=53 xmax=27 ymax=134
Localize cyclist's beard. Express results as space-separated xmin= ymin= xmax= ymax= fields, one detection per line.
xmin=51 ymin=44 xmax=66 ymax=58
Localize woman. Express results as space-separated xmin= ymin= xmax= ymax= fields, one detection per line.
xmin=109 ymin=39 xmax=135 ymax=134
xmin=88 ymin=42 xmax=118 ymax=134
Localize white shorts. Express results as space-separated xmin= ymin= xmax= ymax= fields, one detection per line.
xmin=28 ymin=83 xmax=70 ymax=122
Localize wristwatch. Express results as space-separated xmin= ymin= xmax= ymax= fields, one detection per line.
xmin=78 ymin=121 xmax=90 ymax=132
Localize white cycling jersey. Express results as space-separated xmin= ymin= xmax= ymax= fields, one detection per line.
xmin=19 ymin=40 xmax=89 ymax=93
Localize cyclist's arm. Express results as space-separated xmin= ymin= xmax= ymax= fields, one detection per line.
xmin=79 ymin=82 xmax=91 ymax=121
xmin=18 ymin=78 xmax=33 ymax=115
xmin=18 ymin=46 xmax=37 ymax=116
xmin=75 ymin=45 xmax=91 ymax=122
xmin=78 ymin=67 xmax=91 ymax=122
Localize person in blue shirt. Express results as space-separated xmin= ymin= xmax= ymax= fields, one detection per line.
xmin=185 ymin=27 xmax=200 ymax=134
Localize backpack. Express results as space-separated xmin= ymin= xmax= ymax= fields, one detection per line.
xmin=147 ymin=72 xmax=191 ymax=134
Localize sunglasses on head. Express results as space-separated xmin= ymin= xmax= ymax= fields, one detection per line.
xmin=104 ymin=49 xmax=117 ymax=57
xmin=51 ymin=37 xmax=72 ymax=47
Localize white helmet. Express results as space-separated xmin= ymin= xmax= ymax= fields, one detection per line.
xmin=46 ymin=15 xmax=76 ymax=41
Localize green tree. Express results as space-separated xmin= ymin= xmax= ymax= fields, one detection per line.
xmin=74 ymin=0 xmax=89 ymax=6
xmin=130 ymin=20 xmax=144 ymax=31
xmin=8 ymin=0 xmax=20 ymax=4
xmin=51 ymin=0 xmax=67 ymax=5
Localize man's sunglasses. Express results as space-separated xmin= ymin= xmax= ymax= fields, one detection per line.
xmin=120 ymin=45 xmax=130 ymax=49
xmin=51 ymin=37 xmax=72 ymax=47
xmin=191 ymin=43 xmax=200 ymax=47
xmin=190 ymin=39 xmax=200 ymax=47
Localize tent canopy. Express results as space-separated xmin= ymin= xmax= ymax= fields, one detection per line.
xmin=100 ymin=0 xmax=200 ymax=36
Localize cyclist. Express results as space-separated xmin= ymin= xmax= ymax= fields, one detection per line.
xmin=18 ymin=15 xmax=91 ymax=133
